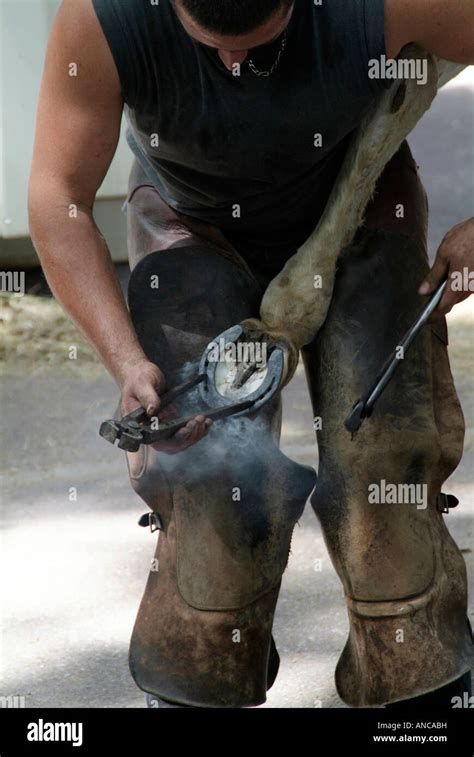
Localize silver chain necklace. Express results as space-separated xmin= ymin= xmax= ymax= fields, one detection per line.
xmin=247 ymin=29 xmax=288 ymax=77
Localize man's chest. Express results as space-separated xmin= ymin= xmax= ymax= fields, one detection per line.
xmin=130 ymin=62 xmax=377 ymax=187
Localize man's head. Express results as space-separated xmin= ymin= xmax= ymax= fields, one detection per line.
xmin=173 ymin=0 xmax=295 ymax=70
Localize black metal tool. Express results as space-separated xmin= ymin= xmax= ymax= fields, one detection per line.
xmin=344 ymin=279 xmax=448 ymax=434
xmin=100 ymin=374 xmax=209 ymax=452
xmin=100 ymin=395 xmax=255 ymax=452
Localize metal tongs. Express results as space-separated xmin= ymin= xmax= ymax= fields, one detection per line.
xmin=99 ymin=374 xmax=255 ymax=452
xmin=344 ymin=279 xmax=448 ymax=434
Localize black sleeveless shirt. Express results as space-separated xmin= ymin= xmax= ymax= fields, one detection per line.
xmin=92 ymin=0 xmax=391 ymax=264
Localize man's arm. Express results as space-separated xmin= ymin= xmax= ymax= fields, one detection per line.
xmin=385 ymin=0 xmax=474 ymax=61
xmin=384 ymin=0 xmax=474 ymax=317
xmin=29 ymin=0 xmax=139 ymax=383
xmin=29 ymin=0 xmax=210 ymax=451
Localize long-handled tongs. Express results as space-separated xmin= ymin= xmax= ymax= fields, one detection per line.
xmin=99 ymin=374 xmax=254 ymax=452
xmin=344 ymin=279 xmax=448 ymax=434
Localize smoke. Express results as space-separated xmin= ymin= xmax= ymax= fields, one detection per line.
xmin=153 ymin=362 xmax=317 ymax=522
xmin=157 ymin=360 xmax=281 ymax=483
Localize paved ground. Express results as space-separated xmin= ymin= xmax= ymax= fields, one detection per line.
xmin=1 ymin=70 xmax=473 ymax=709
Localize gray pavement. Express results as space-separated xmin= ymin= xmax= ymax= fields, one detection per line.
xmin=1 ymin=72 xmax=473 ymax=709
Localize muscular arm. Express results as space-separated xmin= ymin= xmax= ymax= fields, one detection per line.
xmin=29 ymin=0 xmax=210 ymax=450
xmin=385 ymin=0 xmax=474 ymax=62
xmin=28 ymin=0 xmax=145 ymax=384
xmin=384 ymin=0 xmax=474 ymax=317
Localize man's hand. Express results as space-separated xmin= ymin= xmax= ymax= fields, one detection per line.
xmin=120 ymin=359 xmax=212 ymax=454
xmin=418 ymin=217 xmax=474 ymax=318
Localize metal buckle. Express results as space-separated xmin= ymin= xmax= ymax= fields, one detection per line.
xmin=149 ymin=513 xmax=163 ymax=532
xmin=437 ymin=493 xmax=450 ymax=514
xmin=138 ymin=512 xmax=163 ymax=532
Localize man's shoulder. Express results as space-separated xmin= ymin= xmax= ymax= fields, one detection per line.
xmin=90 ymin=0 xmax=165 ymax=23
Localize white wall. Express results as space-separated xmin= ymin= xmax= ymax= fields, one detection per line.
xmin=0 ymin=0 xmax=132 ymax=241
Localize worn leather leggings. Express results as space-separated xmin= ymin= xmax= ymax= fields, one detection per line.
xmin=123 ymin=141 xmax=472 ymax=707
